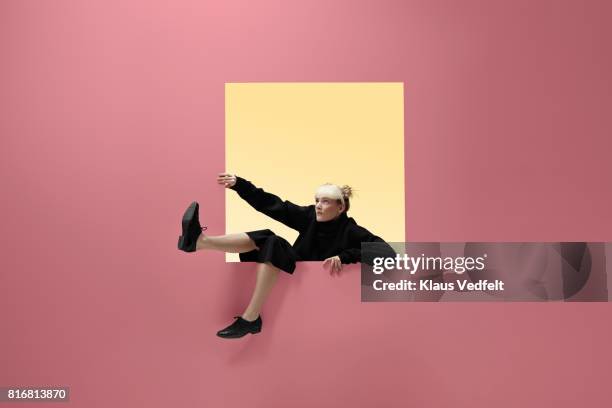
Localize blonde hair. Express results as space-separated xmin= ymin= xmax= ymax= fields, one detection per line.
xmin=316 ymin=183 xmax=355 ymax=212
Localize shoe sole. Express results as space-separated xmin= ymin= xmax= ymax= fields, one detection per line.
xmin=182 ymin=202 xmax=198 ymax=234
xmin=216 ymin=329 xmax=261 ymax=339
xmin=178 ymin=201 xmax=198 ymax=251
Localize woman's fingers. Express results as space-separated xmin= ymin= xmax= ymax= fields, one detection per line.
xmin=323 ymin=258 xmax=334 ymax=274
xmin=334 ymin=258 xmax=342 ymax=274
xmin=326 ymin=257 xmax=339 ymax=275
xmin=324 ymin=257 xmax=342 ymax=275
xmin=217 ymin=173 xmax=236 ymax=187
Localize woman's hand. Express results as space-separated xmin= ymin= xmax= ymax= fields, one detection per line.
xmin=217 ymin=173 xmax=237 ymax=188
xmin=323 ymin=256 xmax=343 ymax=275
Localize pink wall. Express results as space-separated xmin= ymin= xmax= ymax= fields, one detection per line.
xmin=1 ymin=0 xmax=611 ymax=406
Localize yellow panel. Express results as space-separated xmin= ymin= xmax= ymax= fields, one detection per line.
xmin=225 ymin=83 xmax=405 ymax=262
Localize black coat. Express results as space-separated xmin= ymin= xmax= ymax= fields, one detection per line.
xmin=230 ymin=176 xmax=395 ymax=264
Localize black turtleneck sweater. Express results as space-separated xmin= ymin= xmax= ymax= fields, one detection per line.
xmin=230 ymin=176 xmax=395 ymax=264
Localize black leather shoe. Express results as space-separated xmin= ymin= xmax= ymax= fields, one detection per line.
xmin=177 ymin=201 xmax=207 ymax=252
xmin=216 ymin=315 xmax=262 ymax=339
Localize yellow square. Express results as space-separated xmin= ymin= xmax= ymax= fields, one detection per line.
xmin=225 ymin=83 xmax=405 ymax=262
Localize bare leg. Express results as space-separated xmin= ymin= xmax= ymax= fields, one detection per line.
xmin=242 ymin=262 xmax=280 ymax=321
xmin=196 ymin=232 xmax=258 ymax=253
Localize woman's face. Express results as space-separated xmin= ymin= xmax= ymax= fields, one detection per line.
xmin=315 ymin=195 xmax=344 ymax=222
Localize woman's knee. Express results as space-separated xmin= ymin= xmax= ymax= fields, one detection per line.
xmin=241 ymin=232 xmax=259 ymax=250
xmin=260 ymin=262 xmax=281 ymax=274
xmin=263 ymin=261 xmax=279 ymax=269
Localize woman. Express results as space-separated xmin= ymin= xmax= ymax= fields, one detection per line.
xmin=177 ymin=173 xmax=392 ymax=339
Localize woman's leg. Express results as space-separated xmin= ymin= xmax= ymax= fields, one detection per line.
xmin=196 ymin=232 xmax=258 ymax=253
xmin=241 ymin=262 xmax=280 ymax=321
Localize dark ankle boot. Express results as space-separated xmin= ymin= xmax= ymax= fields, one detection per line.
xmin=216 ymin=315 xmax=262 ymax=339
xmin=177 ymin=201 xmax=207 ymax=252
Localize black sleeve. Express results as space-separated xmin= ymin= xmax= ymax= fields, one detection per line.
xmin=338 ymin=225 xmax=397 ymax=265
xmin=230 ymin=176 xmax=313 ymax=231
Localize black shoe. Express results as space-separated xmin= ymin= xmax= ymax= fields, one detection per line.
xmin=216 ymin=315 xmax=262 ymax=339
xmin=177 ymin=201 xmax=207 ymax=252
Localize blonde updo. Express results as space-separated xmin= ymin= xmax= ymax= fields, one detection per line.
xmin=340 ymin=185 xmax=353 ymax=200
xmin=339 ymin=185 xmax=353 ymax=212
xmin=316 ymin=183 xmax=355 ymax=213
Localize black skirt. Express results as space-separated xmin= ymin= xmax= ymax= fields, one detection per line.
xmin=239 ymin=229 xmax=301 ymax=274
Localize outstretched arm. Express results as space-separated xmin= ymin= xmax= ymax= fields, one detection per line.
xmin=219 ymin=173 xmax=312 ymax=231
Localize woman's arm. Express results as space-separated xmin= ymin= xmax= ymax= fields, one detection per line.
xmin=229 ymin=176 xmax=313 ymax=231
xmin=338 ymin=225 xmax=396 ymax=265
